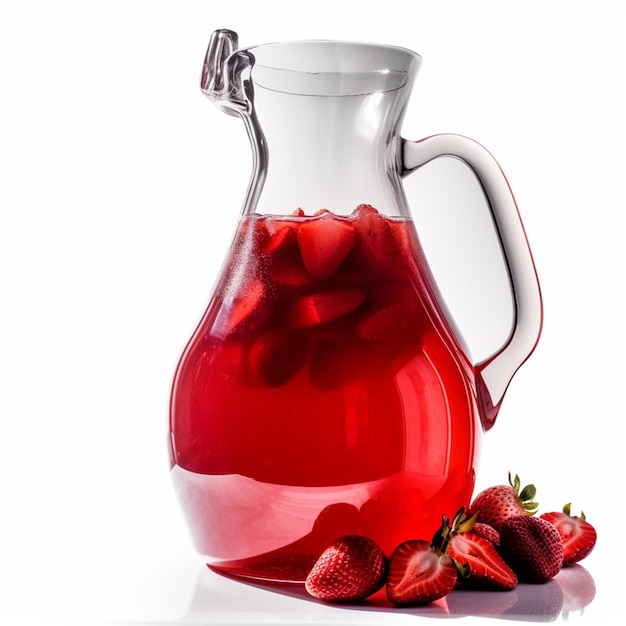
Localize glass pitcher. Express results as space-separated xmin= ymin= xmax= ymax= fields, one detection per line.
xmin=169 ymin=29 xmax=543 ymax=582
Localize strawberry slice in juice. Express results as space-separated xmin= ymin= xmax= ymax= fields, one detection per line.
xmin=262 ymin=221 xmax=312 ymax=288
xmin=297 ymin=214 xmax=356 ymax=279
xmin=286 ymin=288 xmax=365 ymax=329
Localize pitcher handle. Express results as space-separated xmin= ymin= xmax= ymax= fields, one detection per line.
xmin=402 ymin=134 xmax=543 ymax=430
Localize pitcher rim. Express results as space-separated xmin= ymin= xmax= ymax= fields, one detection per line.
xmin=243 ymin=39 xmax=422 ymax=97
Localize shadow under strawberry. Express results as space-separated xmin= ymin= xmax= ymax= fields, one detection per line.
xmin=226 ymin=577 xmax=453 ymax=619
xmin=445 ymin=580 xmax=563 ymax=621
xmin=214 ymin=566 xmax=596 ymax=623
xmin=444 ymin=587 xmax=519 ymax=618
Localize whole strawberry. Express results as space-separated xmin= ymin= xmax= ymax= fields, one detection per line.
xmin=305 ymin=535 xmax=386 ymax=602
xmin=540 ymin=503 xmax=597 ymax=566
xmin=499 ymin=515 xmax=564 ymax=583
xmin=469 ymin=473 xmax=538 ymax=532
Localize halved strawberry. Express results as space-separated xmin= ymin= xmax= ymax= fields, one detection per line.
xmin=297 ymin=214 xmax=356 ymax=280
xmin=447 ymin=529 xmax=516 ymax=590
xmin=386 ymin=539 xmax=457 ymax=606
xmin=540 ymin=504 xmax=597 ymax=566
xmin=305 ymin=535 xmax=387 ymax=602
xmin=469 ymin=473 xmax=538 ymax=532
xmin=435 ymin=508 xmax=516 ymax=590
xmin=286 ymin=288 xmax=365 ymax=329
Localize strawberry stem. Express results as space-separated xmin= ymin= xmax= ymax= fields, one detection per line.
xmin=431 ymin=506 xmax=478 ymax=555
xmin=563 ymin=502 xmax=586 ymax=520
xmin=509 ymin=471 xmax=539 ymax=515
xmin=431 ymin=513 xmax=451 ymax=553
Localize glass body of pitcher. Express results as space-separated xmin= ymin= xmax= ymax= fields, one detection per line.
xmin=169 ymin=30 xmax=543 ymax=582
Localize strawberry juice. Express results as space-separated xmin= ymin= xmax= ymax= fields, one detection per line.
xmin=169 ymin=204 xmax=480 ymax=581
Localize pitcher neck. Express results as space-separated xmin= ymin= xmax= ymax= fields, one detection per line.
xmin=246 ymin=87 xmax=414 ymax=217
xmin=223 ymin=39 xmax=422 ymax=218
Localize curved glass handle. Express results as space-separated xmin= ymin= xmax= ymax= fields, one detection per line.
xmin=402 ymin=134 xmax=543 ymax=430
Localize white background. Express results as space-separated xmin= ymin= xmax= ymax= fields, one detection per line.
xmin=1 ymin=1 xmax=624 ymax=624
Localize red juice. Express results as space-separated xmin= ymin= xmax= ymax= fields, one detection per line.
xmin=169 ymin=204 xmax=480 ymax=581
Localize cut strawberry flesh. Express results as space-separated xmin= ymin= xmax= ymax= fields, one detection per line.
xmin=298 ymin=215 xmax=356 ymax=279
xmin=287 ymin=288 xmax=365 ymax=329
xmin=386 ymin=539 xmax=457 ymax=606
xmin=448 ymin=531 xmax=517 ymax=590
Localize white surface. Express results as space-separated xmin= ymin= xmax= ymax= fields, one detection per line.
xmin=0 ymin=1 xmax=624 ymax=624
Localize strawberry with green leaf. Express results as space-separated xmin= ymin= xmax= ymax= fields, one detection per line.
xmin=469 ymin=473 xmax=538 ymax=532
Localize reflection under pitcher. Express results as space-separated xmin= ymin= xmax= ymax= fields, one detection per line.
xmin=169 ymin=30 xmax=543 ymax=582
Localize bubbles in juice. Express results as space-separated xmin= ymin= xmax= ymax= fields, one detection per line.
xmin=170 ymin=204 xmax=479 ymax=581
